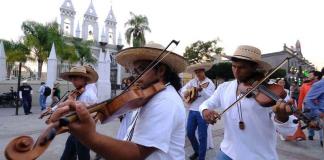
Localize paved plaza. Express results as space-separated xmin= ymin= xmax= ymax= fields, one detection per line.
xmin=0 ymin=107 xmax=323 ymax=160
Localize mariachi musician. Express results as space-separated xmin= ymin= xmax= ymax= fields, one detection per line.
xmin=200 ymin=45 xmax=297 ymax=160
xmin=59 ymin=65 xmax=98 ymax=160
xmin=181 ymin=63 xmax=215 ymax=160
xmin=47 ymin=42 xmax=188 ymax=160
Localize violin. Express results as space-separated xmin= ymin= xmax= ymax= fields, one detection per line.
xmin=39 ymin=88 xmax=85 ymax=120
xmin=214 ymin=58 xmax=318 ymax=130
xmin=5 ymin=40 xmax=180 ymax=160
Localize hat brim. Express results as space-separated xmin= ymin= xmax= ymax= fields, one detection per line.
xmin=222 ymin=54 xmax=272 ymax=71
xmin=84 ymin=66 xmax=99 ymax=83
xmin=60 ymin=72 xmax=97 ymax=83
xmin=116 ymin=47 xmax=188 ymax=73
xmin=186 ymin=63 xmax=213 ymax=73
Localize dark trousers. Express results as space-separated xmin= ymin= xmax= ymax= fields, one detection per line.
xmin=60 ymin=135 xmax=90 ymax=160
xmin=22 ymin=95 xmax=32 ymax=114
xmin=187 ymin=110 xmax=208 ymax=160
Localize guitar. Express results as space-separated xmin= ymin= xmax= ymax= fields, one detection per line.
xmin=184 ymin=82 xmax=209 ymax=104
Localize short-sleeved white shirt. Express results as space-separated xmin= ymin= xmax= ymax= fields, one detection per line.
xmin=127 ymin=85 xmax=186 ymax=160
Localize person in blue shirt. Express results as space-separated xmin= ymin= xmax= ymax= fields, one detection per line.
xmin=304 ymin=68 xmax=324 ymax=145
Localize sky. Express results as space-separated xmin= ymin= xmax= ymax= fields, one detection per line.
xmin=0 ymin=0 xmax=323 ymax=70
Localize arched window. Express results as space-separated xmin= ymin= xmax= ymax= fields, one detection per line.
xmin=63 ymin=19 xmax=71 ymax=36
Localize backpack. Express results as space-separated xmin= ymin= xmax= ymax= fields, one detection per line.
xmin=44 ymin=86 xmax=51 ymax=96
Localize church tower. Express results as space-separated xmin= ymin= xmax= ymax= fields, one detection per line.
xmin=82 ymin=1 xmax=99 ymax=41
xmin=60 ymin=0 xmax=76 ymax=37
xmin=105 ymin=6 xmax=117 ymax=45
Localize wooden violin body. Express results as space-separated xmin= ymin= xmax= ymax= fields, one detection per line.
xmin=4 ymin=82 xmax=165 ymax=160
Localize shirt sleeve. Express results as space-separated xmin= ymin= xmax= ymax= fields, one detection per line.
xmin=297 ymin=84 xmax=306 ymax=110
xmin=304 ymin=82 xmax=324 ymax=118
xmin=200 ymin=80 xmax=215 ymax=99
xmin=180 ymin=80 xmax=193 ymax=97
xmin=131 ymin=98 xmax=178 ymax=153
xmin=271 ymin=114 xmax=297 ymax=136
xmin=199 ymin=84 xmax=223 ymax=115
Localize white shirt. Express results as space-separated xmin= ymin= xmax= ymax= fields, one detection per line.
xmin=127 ymin=85 xmax=186 ymax=160
xmin=199 ymin=80 xmax=297 ymax=160
xmin=181 ymin=77 xmax=215 ymax=111
xmin=39 ymin=85 xmax=45 ymax=95
xmin=77 ymin=84 xmax=98 ymax=105
xmin=85 ymin=83 xmax=97 ymax=96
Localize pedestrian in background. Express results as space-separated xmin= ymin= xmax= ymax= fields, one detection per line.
xmin=19 ymin=80 xmax=33 ymax=115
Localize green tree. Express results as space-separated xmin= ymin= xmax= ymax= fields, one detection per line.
xmin=21 ymin=21 xmax=64 ymax=79
xmin=1 ymin=39 xmax=31 ymax=78
xmin=206 ymin=62 xmax=234 ymax=81
xmin=125 ymin=12 xmax=151 ymax=47
xmin=184 ymin=40 xmax=223 ymax=64
xmin=71 ymin=38 xmax=96 ymax=65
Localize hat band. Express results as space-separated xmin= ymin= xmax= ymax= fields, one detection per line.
xmin=233 ymin=55 xmax=260 ymax=61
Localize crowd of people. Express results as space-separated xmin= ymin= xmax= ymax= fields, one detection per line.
xmin=12 ymin=42 xmax=323 ymax=160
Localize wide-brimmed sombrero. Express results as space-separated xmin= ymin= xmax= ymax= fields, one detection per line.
xmin=116 ymin=42 xmax=188 ymax=73
xmin=222 ymin=45 xmax=272 ymax=71
xmin=60 ymin=66 xmax=98 ymax=83
xmin=186 ymin=63 xmax=213 ymax=73
xmin=84 ymin=64 xmax=99 ymax=83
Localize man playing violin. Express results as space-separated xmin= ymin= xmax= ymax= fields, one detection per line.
xmin=50 ymin=42 xmax=188 ymax=160
xmin=200 ymin=45 xmax=297 ymax=160
xmin=59 ymin=65 xmax=98 ymax=160
xmin=181 ymin=63 xmax=215 ymax=160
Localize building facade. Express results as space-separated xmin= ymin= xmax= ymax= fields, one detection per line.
xmin=261 ymin=40 xmax=315 ymax=84
xmin=59 ymin=0 xmax=125 ymax=96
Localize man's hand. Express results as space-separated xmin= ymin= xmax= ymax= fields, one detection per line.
xmin=272 ymin=99 xmax=293 ymax=123
xmin=68 ymin=102 xmax=97 ymax=145
xmin=202 ymin=109 xmax=220 ymax=125
xmin=183 ymin=90 xmax=189 ymax=99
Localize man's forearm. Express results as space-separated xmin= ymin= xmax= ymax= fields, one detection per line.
xmin=82 ymin=132 xmax=154 ymax=160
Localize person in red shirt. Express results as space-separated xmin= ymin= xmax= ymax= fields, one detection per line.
xmin=298 ymin=70 xmax=322 ymax=140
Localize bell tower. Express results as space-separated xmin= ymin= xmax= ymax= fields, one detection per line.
xmin=60 ymin=0 xmax=76 ymax=37
xmin=82 ymin=1 xmax=99 ymax=41
xmin=105 ymin=6 xmax=117 ymax=45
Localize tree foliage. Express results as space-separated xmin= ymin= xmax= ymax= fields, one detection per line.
xmin=71 ymin=38 xmax=96 ymax=65
xmin=269 ymin=68 xmax=287 ymax=79
xmin=1 ymin=39 xmax=31 ymax=78
xmin=184 ymin=40 xmax=223 ymax=65
xmin=125 ymin=12 xmax=151 ymax=47
xmin=21 ymin=21 xmax=64 ymax=79
xmin=206 ymin=62 xmax=234 ymax=81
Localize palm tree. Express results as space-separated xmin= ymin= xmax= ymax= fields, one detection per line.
xmin=21 ymin=21 xmax=63 ymax=79
xmin=125 ymin=12 xmax=151 ymax=47
xmin=1 ymin=39 xmax=31 ymax=78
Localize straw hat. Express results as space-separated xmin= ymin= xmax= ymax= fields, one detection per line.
xmin=222 ymin=45 xmax=272 ymax=71
xmin=116 ymin=42 xmax=188 ymax=73
xmin=60 ymin=66 xmax=98 ymax=83
xmin=84 ymin=65 xmax=99 ymax=82
xmin=186 ymin=63 xmax=213 ymax=73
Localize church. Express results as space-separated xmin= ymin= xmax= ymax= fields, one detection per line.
xmin=59 ymin=0 xmax=125 ymax=96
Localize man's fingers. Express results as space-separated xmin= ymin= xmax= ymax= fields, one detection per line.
xmin=75 ymin=102 xmax=91 ymax=123
xmin=49 ymin=106 xmax=70 ymax=122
